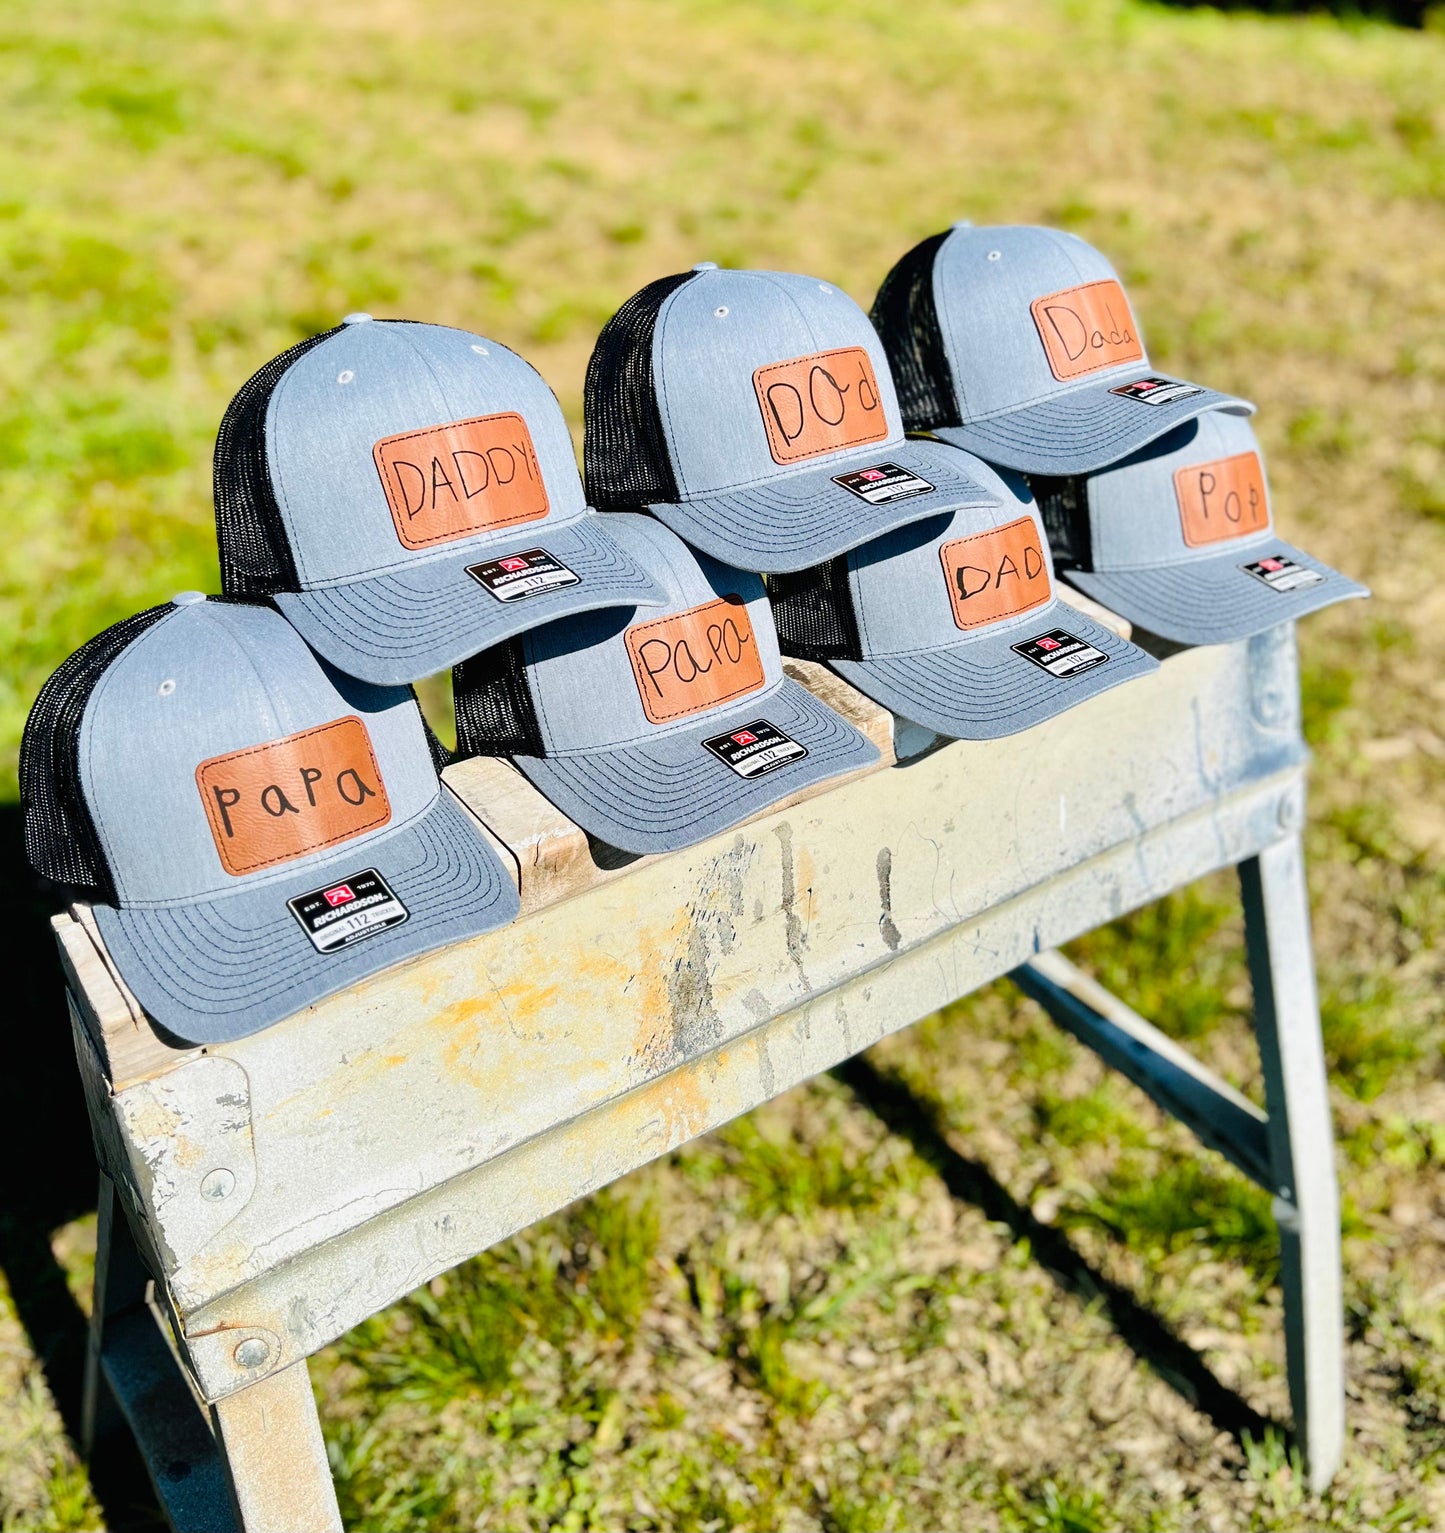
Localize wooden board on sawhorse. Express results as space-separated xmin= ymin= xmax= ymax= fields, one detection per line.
xmin=56 ymin=596 xmax=1343 ymax=1532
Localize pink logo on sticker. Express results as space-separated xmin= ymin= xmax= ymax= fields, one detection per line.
xmin=323 ymin=884 xmax=356 ymax=907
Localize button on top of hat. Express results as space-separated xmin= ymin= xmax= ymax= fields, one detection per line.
xmin=170 ymin=591 xmax=206 ymax=607
xmin=692 ymin=262 xmax=719 ymax=272
xmin=341 ymin=311 xmax=373 ymax=325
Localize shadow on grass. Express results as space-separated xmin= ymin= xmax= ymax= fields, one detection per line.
xmin=833 ymin=1054 xmax=1281 ymax=1453
xmin=0 ymin=802 xmax=162 ymax=1530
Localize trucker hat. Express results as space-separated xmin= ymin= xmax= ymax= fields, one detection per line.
xmin=582 ymin=264 xmax=1004 ymax=572
xmin=1033 ymin=411 xmax=1369 ymax=645
xmin=870 ymin=224 xmax=1254 ymax=476
xmin=213 ymin=316 xmax=666 ymax=685
xmin=20 ymin=595 xmax=519 ymax=1044
xmin=452 ymin=515 xmax=879 ymax=854
xmin=768 ymin=454 xmax=1159 ymax=739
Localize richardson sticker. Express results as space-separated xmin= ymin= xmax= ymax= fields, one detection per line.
xmin=939 ymin=515 xmax=1051 ymax=630
xmin=754 ymin=347 xmax=888 ymax=466
xmin=373 ymin=411 xmax=549 ymax=550
xmin=287 ymin=868 xmax=408 ymax=954
xmin=196 ymin=717 xmax=390 ymax=877
xmin=1175 ymin=452 xmax=1269 ymax=547
xmin=1011 ymin=628 xmax=1110 ymax=679
xmin=1241 ymin=554 xmax=1325 ymax=594
xmin=1109 ymin=377 xmax=1205 ymax=408
xmin=832 ymin=462 xmax=935 ymax=505
xmin=466 ymin=548 xmax=580 ymax=603
xmin=703 ymin=719 xmax=808 ymax=780
xmin=626 ymin=597 xmax=766 ymax=724
xmin=1030 ymin=280 xmax=1144 ymax=382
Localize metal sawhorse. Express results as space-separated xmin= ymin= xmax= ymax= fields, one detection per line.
xmin=56 ymin=593 xmax=1342 ymax=1530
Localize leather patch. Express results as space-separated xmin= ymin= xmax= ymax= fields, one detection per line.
xmin=940 ymin=516 xmax=1052 ymax=630
xmin=1174 ymin=451 xmax=1269 ymax=547
xmin=625 ymin=597 xmax=767 ymax=724
xmin=196 ymin=717 xmax=391 ymax=877
xmin=373 ymin=412 xmax=549 ymax=550
xmin=1030 ymin=280 xmax=1144 ymax=382
xmin=753 ymin=347 xmax=888 ymax=465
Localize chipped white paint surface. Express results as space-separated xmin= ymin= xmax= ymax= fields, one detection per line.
xmin=62 ymin=628 xmax=1309 ymax=1405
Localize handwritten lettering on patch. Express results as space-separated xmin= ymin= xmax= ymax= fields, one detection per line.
xmin=1030 ymin=280 xmax=1143 ymax=382
xmin=1174 ymin=451 xmax=1269 ymax=547
xmin=625 ymin=597 xmax=766 ymax=724
xmin=196 ymin=717 xmax=391 ymax=876
xmin=753 ymin=347 xmax=888 ymax=465
xmin=939 ymin=516 xmax=1051 ymax=630
xmin=373 ymin=412 xmax=548 ymax=549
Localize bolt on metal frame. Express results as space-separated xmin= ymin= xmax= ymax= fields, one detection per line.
xmin=58 ymin=597 xmax=1343 ymax=1531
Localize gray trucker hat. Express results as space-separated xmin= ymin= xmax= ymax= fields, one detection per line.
xmin=452 ymin=515 xmax=879 ymax=854
xmin=582 ymin=265 xmax=1004 ymax=572
xmin=870 ymin=224 xmax=1253 ymax=476
xmin=769 ymin=455 xmax=1158 ymax=739
xmin=213 ymin=317 xmax=665 ymax=685
xmin=1039 ymin=412 xmax=1369 ymax=645
xmin=20 ymin=595 xmax=518 ymax=1044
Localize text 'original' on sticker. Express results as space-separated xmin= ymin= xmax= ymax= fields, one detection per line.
xmin=287 ymin=867 xmax=409 ymax=954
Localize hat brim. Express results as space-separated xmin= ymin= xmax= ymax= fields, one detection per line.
xmin=646 ymin=438 xmax=1002 ymax=574
xmin=514 ymin=676 xmax=879 ymax=855
xmin=931 ymin=376 xmax=1254 ymax=476
xmin=831 ymin=601 xmax=1157 ymax=741
xmin=93 ymin=787 xmax=519 ymax=1045
xmin=1064 ymin=541 xmax=1369 ymax=647
xmin=277 ymin=514 xmax=668 ymax=685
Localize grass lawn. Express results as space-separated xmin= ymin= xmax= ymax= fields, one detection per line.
xmin=2 ymin=0 xmax=1444 ymax=1528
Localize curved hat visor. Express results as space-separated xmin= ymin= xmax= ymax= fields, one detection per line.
xmin=515 ymin=677 xmax=879 ymax=855
xmin=1066 ymin=542 xmax=1368 ymax=648
xmin=647 ymin=438 xmax=1001 ymax=574
xmin=831 ymin=603 xmax=1157 ymax=741
xmin=94 ymin=787 xmax=519 ymax=1046
xmin=932 ymin=377 xmax=1253 ymax=477
xmin=277 ymin=514 xmax=667 ymax=686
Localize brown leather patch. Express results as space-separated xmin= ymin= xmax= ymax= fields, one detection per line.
xmin=939 ymin=516 xmax=1052 ymax=630
xmin=1173 ymin=451 xmax=1269 ymax=547
xmin=196 ymin=717 xmax=391 ymax=877
xmin=625 ymin=597 xmax=767 ymax=725
xmin=753 ymin=347 xmax=888 ymax=465
xmin=373 ymin=412 xmax=549 ymax=550
xmin=1030 ymin=280 xmax=1144 ymax=382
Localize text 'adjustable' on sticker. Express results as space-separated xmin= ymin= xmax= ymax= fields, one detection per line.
xmin=1011 ymin=628 xmax=1110 ymax=679
xmin=287 ymin=868 xmax=409 ymax=954
xmin=1108 ymin=377 xmax=1205 ymax=408
xmin=702 ymin=720 xmax=808 ymax=780
xmin=1241 ymin=555 xmax=1325 ymax=594
xmin=831 ymin=462 xmax=935 ymax=505
xmin=466 ymin=548 xmax=580 ymax=603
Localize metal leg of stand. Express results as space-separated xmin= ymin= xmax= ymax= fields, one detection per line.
xmin=1240 ymin=833 xmax=1345 ymax=1491
xmin=210 ymin=1360 xmax=342 ymax=1533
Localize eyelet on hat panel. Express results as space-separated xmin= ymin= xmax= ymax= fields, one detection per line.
xmin=265 ymin=323 xmax=457 ymax=588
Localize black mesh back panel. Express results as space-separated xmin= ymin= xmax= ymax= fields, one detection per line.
xmin=869 ymin=232 xmax=959 ymax=433
xmin=767 ymin=559 xmax=865 ymax=663
xmin=20 ymin=605 xmax=173 ymax=901
xmin=583 ymin=271 xmax=697 ymax=513
xmin=451 ymin=640 xmax=547 ymax=760
xmin=214 ymin=327 xmax=343 ymax=597
xmin=1026 ymin=474 xmax=1093 ymax=571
